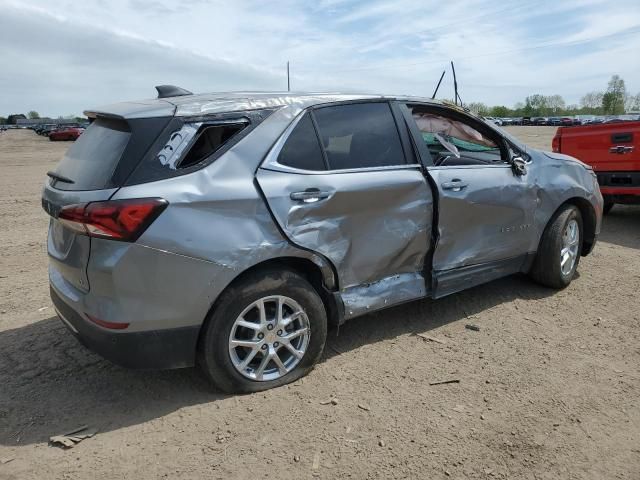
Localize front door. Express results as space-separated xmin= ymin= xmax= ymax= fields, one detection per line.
xmin=403 ymin=103 xmax=537 ymax=297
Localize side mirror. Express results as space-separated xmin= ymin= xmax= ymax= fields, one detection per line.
xmin=511 ymin=156 xmax=527 ymax=176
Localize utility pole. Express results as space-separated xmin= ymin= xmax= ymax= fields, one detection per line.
xmin=287 ymin=61 xmax=290 ymax=92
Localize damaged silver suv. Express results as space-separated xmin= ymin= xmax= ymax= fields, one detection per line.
xmin=43 ymin=87 xmax=603 ymax=393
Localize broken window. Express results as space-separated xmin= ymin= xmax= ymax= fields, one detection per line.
xmin=179 ymin=124 xmax=245 ymax=168
xmin=157 ymin=122 xmax=247 ymax=170
xmin=410 ymin=109 xmax=504 ymax=166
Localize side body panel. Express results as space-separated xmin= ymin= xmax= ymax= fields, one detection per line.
xmin=256 ymin=167 xmax=433 ymax=290
xmin=84 ymin=106 xmax=330 ymax=333
xmin=428 ymin=164 xmax=538 ymax=271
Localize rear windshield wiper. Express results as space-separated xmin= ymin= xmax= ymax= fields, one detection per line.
xmin=46 ymin=171 xmax=75 ymax=184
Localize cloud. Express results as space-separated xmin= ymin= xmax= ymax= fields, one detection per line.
xmin=0 ymin=3 xmax=284 ymax=116
xmin=1 ymin=0 xmax=639 ymax=115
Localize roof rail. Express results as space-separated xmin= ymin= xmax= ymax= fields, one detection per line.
xmin=155 ymin=85 xmax=193 ymax=99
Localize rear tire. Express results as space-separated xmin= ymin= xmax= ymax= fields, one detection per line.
xmin=198 ymin=269 xmax=327 ymax=393
xmin=530 ymin=205 xmax=582 ymax=289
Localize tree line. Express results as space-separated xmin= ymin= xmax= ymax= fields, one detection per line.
xmin=0 ymin=111 xmax=84 ymax=125
xmin=466 ymin=75 xmax=639 ymax=118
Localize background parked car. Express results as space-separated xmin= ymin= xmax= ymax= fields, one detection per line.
xmin=549 ymin=117 xmax=562 ymax=126
xmin=49 ymin=126 xmax=84 ymax=141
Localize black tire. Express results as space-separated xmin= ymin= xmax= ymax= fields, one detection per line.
xmin=603 ymin=201 xmax=614 ymax=215
xmin=198 ymin=268 xmax=327 ymax=393
xmin=530 ymin=204 xmax=583 ymax=289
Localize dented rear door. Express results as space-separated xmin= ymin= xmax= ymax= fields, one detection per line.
xmin=256 ymin=102 xmax=433 ymax=290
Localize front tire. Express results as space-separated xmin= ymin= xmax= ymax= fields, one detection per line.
xmin=530 ymin=205 xmax=582 ymax=289
xmin=198 ymin=269 xmax=327 ymax=393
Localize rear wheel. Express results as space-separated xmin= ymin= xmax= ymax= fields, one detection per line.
xmin=530 ymin=205 xmax=582 ymax=289
xmin=198 ymin=269 xmax=327 ymax=393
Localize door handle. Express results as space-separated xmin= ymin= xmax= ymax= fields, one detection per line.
xmin=441 ymin=179 xmax=468 ymax=191
xmin=609 ymin=145 xmax=634 ymax=154
xmin=290 ymin=188 xmax=331 ymax=203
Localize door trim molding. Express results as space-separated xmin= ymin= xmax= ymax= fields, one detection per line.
xmin=432 ymin=254 xmax=534 ymax=299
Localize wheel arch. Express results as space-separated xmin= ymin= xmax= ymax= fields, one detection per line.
xmin=540 ymin=197 xmax=596 ymax=257
xmin=563 ymin=197 xmax=597 ymax=256
xmin=196 ymin=256 xmax=343 ymax=354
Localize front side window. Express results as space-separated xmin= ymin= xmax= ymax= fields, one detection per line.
xmin=313 ymin=102 xmax=406 ymax=170
xmin=410 ymin=108 xmax=504 ymax=166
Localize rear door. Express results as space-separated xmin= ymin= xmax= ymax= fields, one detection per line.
xmin=256 ymin=101 xmax=433 ymax=291
xmin=402 ymin=103 xmax=537 ymax=297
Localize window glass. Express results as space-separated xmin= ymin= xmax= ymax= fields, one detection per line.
xmin=52 ymin=118 xmax=130 ymax=191
xmin=411 ymin=109 xmax=504 ymax=166
xmin=314 ymin=103 xmax=406 ymax=169
xmin=278 ymin=113 xmax=326 ymax=171
xmin=179 ymin=124 xmax=245 ymax=168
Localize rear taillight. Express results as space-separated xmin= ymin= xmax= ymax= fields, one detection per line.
xmin=58 ymin=198 xmax=168 ymax=242
xmin=552 ymin=133 xmax=561 ymax=152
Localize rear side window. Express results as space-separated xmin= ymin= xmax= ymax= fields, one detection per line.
xmin=278 ymin=113 xmax=326 ymax=171
xmin=179 ymin=124 xmax=245 ymax=168
xmin=51 ymin=118 xmax=130 ymax=191
xmin=313 ymin=103 xmax=406 ymax=169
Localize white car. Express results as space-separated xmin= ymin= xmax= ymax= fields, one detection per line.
xmin=484 ymin=116 xmax=503 ymax=126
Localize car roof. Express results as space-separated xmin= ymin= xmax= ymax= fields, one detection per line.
xmin=86 ymin=91 xmax=449 ymax=119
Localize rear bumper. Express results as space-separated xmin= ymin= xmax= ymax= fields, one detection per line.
xmin=51 ymin=286 xmax=199 ymax=369
xmin=600 ymin=187 xmax=640 ymax=204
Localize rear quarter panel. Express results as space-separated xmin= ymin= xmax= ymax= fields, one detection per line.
xmin=106 ymin=106 xmax=327 ymax=329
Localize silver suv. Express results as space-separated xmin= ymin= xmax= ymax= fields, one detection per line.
xmin=43 ymin=88 xmax=603 ymax=392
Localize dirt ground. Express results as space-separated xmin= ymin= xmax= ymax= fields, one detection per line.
xmin=0 ymin=126 xmax=638 ymax=480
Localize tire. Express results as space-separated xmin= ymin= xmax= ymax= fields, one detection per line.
xmin=530 ymin=204 xmax=582 ymax=289
xmin=198 ymin=268 xmax=327 ymax=393
xmin=603 ymin=201 xmax=614 ymax=215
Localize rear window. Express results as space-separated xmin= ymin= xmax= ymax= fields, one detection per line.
xmin=313 ymin=102 xmax=406 ymax=170
xmin=51 ymin=118 xmax=130 ymax=191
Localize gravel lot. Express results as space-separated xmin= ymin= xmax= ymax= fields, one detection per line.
xmin=0 ymin=127 xmax=638 ymax=479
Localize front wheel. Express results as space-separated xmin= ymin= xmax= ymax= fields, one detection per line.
xmin=198 ymin=269 xmax=327 ymax=393
xmin=530 ymin=205 xmax=582 ymax=289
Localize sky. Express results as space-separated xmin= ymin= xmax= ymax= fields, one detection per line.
xmin=1 ymin=0 xmax=639 ymax=117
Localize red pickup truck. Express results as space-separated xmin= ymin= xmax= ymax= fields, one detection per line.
xmin=553 ymin=121 xmax=639 ymax=213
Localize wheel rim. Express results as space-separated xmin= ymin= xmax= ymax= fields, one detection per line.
xmin=560 ymin=219 xmax=579 ymax=276
xmin=228 ymin=295 xmax=310 ymax=381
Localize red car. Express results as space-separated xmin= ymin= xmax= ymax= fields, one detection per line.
xmin=553 ymin=121 xmax=639 ymax=213
xmin=49 ymin=127 xmax=84 ymax=141
xmin=560 ymin=117 xmax=574 ymax=126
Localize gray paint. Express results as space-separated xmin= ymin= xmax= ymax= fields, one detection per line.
xmin=45 ymin=92 xmax=603 ymax=362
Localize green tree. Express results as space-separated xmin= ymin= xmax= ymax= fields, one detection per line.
xmin=465 ymin=102 xmax=489 ymax=116
xmin=580 ymin=91 xmax=603 ymax=114
xmin=27 ymin=111 xmax=40 ymax=119
xmin=546 ymin=95 xmax=566 ymax=115
xmin=0 ymin=117 xmax=7 ymax=125
xmin=490 ymin=105 xmax=510 ymax=117
xmin=524 ymin=94 xmax=548 ymax=116
xmin=602 ymin=75 xmax=626 ymax=115
xmin=7 ymin=114 xmax=26 ymax=124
